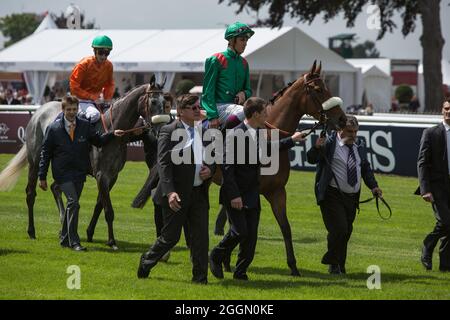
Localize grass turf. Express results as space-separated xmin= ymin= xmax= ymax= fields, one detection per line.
xmin=0 ymin=154 xmax=449 ymax=300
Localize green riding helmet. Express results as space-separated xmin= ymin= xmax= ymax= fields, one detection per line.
xmin=91 ymin=35 xmax=113 ymax=50
xmin=224 ymin=22 xmax=255 ymax=40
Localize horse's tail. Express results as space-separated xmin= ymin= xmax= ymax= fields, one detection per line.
xmin=131 ymin=168 xmax=158 ymax=209
xmin=0 ymin=145 xmax=28 ymax=191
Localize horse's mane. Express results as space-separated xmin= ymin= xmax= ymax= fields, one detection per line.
xmin=269 ymin=81 xmax=295 ymax=105
xmin=114 ymin=84 xmax=147 ymax=107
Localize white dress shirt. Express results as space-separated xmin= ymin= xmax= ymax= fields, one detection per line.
xmin=329 ymin=133 xmax=362 ymax=193
xmin=181 ymin=120 xmax=203 ymax=186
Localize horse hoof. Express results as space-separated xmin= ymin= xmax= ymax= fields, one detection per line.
xmin=290 ymin=269 xmax=301 ymax=277
xmin=28 ymin=231 xmax=36 ymax=239
xmin=107 ymin=241 xmax=119 ymax=251
xmin=86 ymin=231 xmax=94 ymax=242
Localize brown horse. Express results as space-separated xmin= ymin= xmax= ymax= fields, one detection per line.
xmin=213 ymin=61 xmax=347 ymax=276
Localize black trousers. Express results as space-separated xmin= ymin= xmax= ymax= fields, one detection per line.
xmin=59 ymin=181 xmax=84 ymax=247
xmin=319 ymin=186 xmax=358 ymax=270
xmin=154 ymin=202 xmax=191 ymax=247
xmin=423 ymin=192 xmax=450 ymax=269
xmin=211 ymin=205 xmax=260 ymax=276
xmin=143 ymin=187 xmax=209 ymax=281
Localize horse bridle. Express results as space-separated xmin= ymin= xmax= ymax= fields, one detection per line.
xmin=265 ymin=74 xmax=329 ymax=137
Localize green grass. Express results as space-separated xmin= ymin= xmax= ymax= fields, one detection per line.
xmin=0 ymin=154 xmax=449 ymax=300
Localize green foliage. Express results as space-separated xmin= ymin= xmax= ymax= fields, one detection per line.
xmin=175 ymin=79 xmax=196 ymax=95
xmin=0 ymin=13 xmax=40 ymax=47
xmin=353 ymin=41 xmax=380 ymax=58
xmin=219 ymin=0 xmax=420 ymax=40
xmin=395 ymin=85 xmax=414 ymax=103
xmin=1 ymin=154 xmax=449 ymax=299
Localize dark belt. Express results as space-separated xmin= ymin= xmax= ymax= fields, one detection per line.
xmin=329 ymin=186 xmax=358 ymax=197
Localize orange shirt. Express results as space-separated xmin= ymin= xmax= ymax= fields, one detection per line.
xmin=70 ymin=56 xmax=115 ymax=101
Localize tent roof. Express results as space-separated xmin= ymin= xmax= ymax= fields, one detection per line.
xmin=346 ymin=58 xmax=391 ymax=77
xmin=34 ymin=13 xmax=57 ymax=34
xmin=0 ymin=27 xmax=357 ymax=73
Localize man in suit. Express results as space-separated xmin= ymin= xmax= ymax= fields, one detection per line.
xmin=417 ymin=97 xmax=450 ymax=272
xmin=1 ymin=89 xmax=21 ymax=105
xmin=306 ymin=115 xmax=382 ymax=274
xmin=38 ymin=95 xmax=124 ymax=251
xmin=209 ymin=97 xmax=304 ymax=281
xmin=137 ymin=94 xmax=214 ymax=284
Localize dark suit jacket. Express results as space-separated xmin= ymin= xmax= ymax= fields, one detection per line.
xmin=153 ymin=120 xmax=214 ymax=208
xmin=306 ymin=131 xmax=378 ymax=205
xmin=416 ymin=123 xmax=450 ymax=197
xmin=38 ymin=116 xmax=114 ymax=184
xmin=220 ymin=122 xmax=295 ymax=209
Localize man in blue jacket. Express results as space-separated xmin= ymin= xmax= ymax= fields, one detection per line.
xmin=307 ymin=115 xmax=382 ymax=274
xmin=38 ymin=95 xmax=124 ymax=251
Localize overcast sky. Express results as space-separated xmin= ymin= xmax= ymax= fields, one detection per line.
xmin=1 ymin=0 xmax=449 ymax=60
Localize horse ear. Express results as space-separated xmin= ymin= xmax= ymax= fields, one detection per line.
xmin=316 ymin=61 xmax=322 ymax=75
xmin=309 ymin=60 xmax=317 ymax=74
xmin=150 ymin=74 xmax=156 ymax=86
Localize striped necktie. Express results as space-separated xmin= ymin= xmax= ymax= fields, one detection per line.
xmin=346 ymin=144 xmax=357 ymax=187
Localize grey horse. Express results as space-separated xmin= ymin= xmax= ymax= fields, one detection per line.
xmin=0 ymin=75 xmax=170 ymax=250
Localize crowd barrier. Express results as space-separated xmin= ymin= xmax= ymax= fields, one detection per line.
xmin=0 ymin=105 xmax=440 ymax=177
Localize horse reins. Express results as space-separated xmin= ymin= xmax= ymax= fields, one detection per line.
xmin=97 ymin=84 xmax=162 ymax=134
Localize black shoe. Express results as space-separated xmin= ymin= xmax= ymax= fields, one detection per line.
xmin=439 ymin=266 xmax=450 ymax=272
xmin=137 ymin=253 xmax=151 ymax=279
xmin=192 ymin=278 xmax=208 ymax=285
xmin=209 ymin=254 xmax=224 ymax=279
xmin=421 ymin=246 xmax=432 ymax=270
xmin=328 ymin=264 xmax=342 ymax=274
xmin=339 ymin=265 xmax=346 ymax=274
xmin=233 ymin=272 xmax=249 ymax=281
xmin=72 ymin=244 xmax=87 ymax=251
xmin=214 ymin=229 xmax=224 ymax=236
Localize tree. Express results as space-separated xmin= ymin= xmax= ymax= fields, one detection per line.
xmin=0 ymin=13 xmax=40 ymax=47
xmin=353 ymin=40 xmax=380 ymax=58
xmin=220 ymin=0 xmax=446 ymax=112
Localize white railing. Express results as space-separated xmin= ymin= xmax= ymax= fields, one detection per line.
xmin=0 ymin=104 xmax=442 ymax=126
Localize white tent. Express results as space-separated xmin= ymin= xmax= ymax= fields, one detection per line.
xmin=347 ymin=59 xmax=392 ymax=111
xmin=34 ymin=13 xmax=57 ymax=34
xmin=0 ymin=27 xmax=359 ymax=106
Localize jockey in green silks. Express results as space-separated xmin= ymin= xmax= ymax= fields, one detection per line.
xmin=201 ymin=22 xmax=255 ymax=129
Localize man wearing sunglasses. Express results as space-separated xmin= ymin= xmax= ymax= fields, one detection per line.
xmin=201 ymin=22 xmax=254 ymax=130
xmin=69 ymin=35 xmax=115 ymax=123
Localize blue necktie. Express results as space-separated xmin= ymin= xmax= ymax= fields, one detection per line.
xmin=346 ymin=144 xmax=357 ymax=187
xmin=188 ymin=126 xmax=195 ymax=147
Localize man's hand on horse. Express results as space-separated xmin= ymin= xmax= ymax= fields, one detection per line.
xmin=113 ymin=130 xmax=125 ymax=137
xmin=39 ymin=180 xmax=48 ymax=191
xmin=235 ymin=91 xmax=246 ymax=105
xmin=371 ymin=187 xmax=383 ymax=198
xmin=168 ymin=192 xmax=182 ymax=212
xmin=209 ymin=118 xmax=220 ymax=129
xmin=291 ymin=132 xmax=307 ymax=142
xmin=422 ymin=192 xmax=434 ymax=203
xmin=199 ymin=165 xmax=212 ymax=180
xmin=231 ymin=197 xmax=243 ymax=210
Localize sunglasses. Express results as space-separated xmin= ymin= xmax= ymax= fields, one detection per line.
xmin=96 ymin=49 xmax=110 ymax=57
xmin=182 ymin=104 xmax=200 ymax=111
